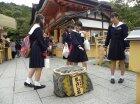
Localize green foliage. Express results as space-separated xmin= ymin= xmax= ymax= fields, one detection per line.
xmin=0 ymin=2 xmax=31 ymax=39
xmin=110 ymin=0 xmax=140 ymax=30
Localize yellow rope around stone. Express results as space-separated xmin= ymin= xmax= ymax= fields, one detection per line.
xmin=82 ymin=74 xmax=88 ymax=93
xmin=63 ymin=76 xmax=73 ymax=96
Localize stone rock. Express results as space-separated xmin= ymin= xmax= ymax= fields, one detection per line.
xmin=53 ymin=66 xmax=93 ymax=97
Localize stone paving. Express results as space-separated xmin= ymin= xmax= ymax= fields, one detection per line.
xmin=0 ymin=57 xmax=136 ymax=104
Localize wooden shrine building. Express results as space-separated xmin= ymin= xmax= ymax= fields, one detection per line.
xmin=31 ymin=0 xmax=113 ymax=58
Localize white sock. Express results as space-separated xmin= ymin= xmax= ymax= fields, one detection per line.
xmin=26 ymin=77 xmax=33 ymax=84
xmin=120 ymin=75 xmax=124 ymax=79
xmin=111 ymin=75 xmax=115 ymax=79
xmin=34 ymin=81 xmax=41 ymax=86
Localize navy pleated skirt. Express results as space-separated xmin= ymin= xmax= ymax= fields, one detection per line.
xmin=29 ymin=42 xmax=44 ymax=68
xmin=108 ymin=39 xmax=125 ymax=60
xmin=68 ymin=45 xmax=88 ymax=63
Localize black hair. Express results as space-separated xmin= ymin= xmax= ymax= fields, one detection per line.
xmin=75 ymin=21 xmax=83 ymax=27
xmin=67 ymin=25 xmax=74 ymax=29
xmin=34 ymin=14 xmax=44 ymax=28
xmin=34 ymin=14 xmax=44 ymax=23
xmin=111 ymin=12 xmax=119 ymax=18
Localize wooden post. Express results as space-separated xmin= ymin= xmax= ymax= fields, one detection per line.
xmin=136 ymin=73 xmax=140 ymax=104
xmin=7 ymin=47 xmax=12 ymax=60
xmin=0 ymin=50 xmax=3 ymax=64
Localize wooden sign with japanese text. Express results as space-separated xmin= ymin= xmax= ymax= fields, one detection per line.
xmin=72 ymin=75 xmax=83 ymax=96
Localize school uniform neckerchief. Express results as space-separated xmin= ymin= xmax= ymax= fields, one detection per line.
xmin=112 ymin=22 xmax=124 ymax=28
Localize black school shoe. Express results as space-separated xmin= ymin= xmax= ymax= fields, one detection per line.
xmin=34 ymin=85 xmax=46 ymax=90
xmin=24 ymin=82 xmax=34 ymax=87
xmin=118 ymin=78 xmax=124 ymax=83
xmin=110 ymin=78 xmax=115 ymax=84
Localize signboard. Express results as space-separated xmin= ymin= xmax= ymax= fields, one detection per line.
xmin=72 ymin=75 xmax=83 ymax=96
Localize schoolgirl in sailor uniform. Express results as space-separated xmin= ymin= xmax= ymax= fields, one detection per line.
xmin=24 ymin=14 xmax=48 ymax=90
xmin=62 ymin=26 xmax=74 ymax=49
xmin=68 ymin=22 xmax=88 ymax=64
xmin=62 ymin=26 xmax=74 ymax=65
xmin=105 ymin=23 xmax=129 ymax=60
xmin=29 ymin=25 xmax=48 ymax=68
xmin=104 ymin=13 xmax=129 ymax=84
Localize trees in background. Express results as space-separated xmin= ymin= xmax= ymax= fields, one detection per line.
xmin=110 ymin=0 xmax=140 ymax=30
xmin=0 ymin=2 xmax=31 ymax=40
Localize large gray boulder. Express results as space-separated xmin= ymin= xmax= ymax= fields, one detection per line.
xmin=53 ymin=66 xmax=93 ymax=97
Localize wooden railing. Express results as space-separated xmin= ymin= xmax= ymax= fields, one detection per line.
xmin=0 ymin=44 xmax=12 ymax=64
xmin=0 ymin=44 xmax=4 ymax=64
